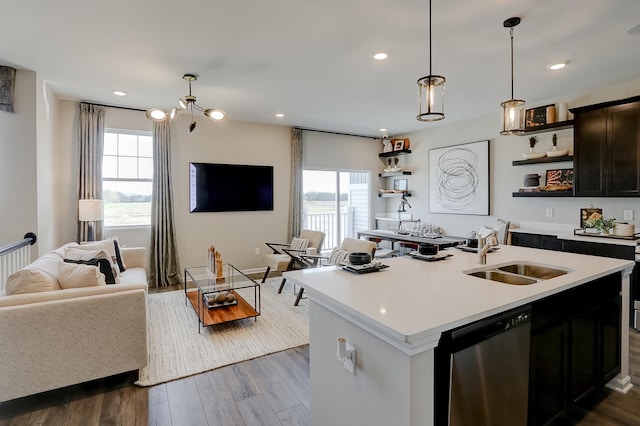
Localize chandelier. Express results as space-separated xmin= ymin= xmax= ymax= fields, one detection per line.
xmin=416 ymin=0 xmax=445 ymax=122
xmin=146 ymin=74 xmax=227 ymax=133
xmin=500 ymin=17 xmax=526 ymax=135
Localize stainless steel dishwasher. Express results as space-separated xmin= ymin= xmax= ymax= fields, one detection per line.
xmin=435 ymin=305 xmax=531 ymax=425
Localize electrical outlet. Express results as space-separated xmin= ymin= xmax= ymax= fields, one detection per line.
xmin=254 ymin=247 xmax=260 ymax=255
xmin=546 ymin=208 xmax=554 ymax=217
xmin=624 ymin=210 xmax=634 ymax=221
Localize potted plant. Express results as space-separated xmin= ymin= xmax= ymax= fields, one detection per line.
xmin=585 ymin=213 xmax=617 ymax=235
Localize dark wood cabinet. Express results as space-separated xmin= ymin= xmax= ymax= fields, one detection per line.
xmin=510 ymin=232 xmax=563 ymax=251
xmin=573 ymin=97 xmax=640 ymax=196
xmin=529 ymin=274 xmax=622 ymax=425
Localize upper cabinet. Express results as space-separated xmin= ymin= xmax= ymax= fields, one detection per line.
xmin=573 ymin=96 xmax=640 ymax=197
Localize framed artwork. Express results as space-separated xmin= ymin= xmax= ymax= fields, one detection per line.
xmin=393 ymin=178 xmax=408 ymax=191
xmin=393 ymin=139 xmax=405 ymax=151
xmin=580 ymin=207 xmax=602 ymax=229
xmin=545 ymin=168 xmax=573 ymax=186
xmin=428 ymin=140 xmax=490 ymax=215
xmin=525 ymin=104 xmax=554 ymax=128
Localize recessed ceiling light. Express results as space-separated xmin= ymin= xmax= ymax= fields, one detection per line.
xmin=113 ymin=90 xmax=127 ymax=96
xmin=275 ymin=113 xmax=284 ymax=118
xmin=373 ymin=52 xmax=388 ymax=61
xmin=379 ymin=128 xmax=388 ymax=132
xmin=548 ymin=62 xmax=567 ymax=70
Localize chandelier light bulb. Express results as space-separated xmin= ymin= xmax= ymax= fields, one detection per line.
xmin=204 ymin=109 xmax=226 ymax=121
xmin=145 ymin=108 xmax=167 ymax=121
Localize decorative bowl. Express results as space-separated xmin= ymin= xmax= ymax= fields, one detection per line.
xmin=348 ymin=252 xmax=372 ymax=265
xmin=546 ymin=148 xmax=568 ymax=157
xmin=522 ymin=152 xmax=546 ymax=159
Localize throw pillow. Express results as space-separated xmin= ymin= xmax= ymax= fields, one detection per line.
xmin=76 ymin=238 xmax=126 ymax=273
xmin=110 ymin=237 xmax=127 ymax=272
xmin=6 ymin=268 xmax=59 ymax=295
xmin=328 ymin=248 xmax=350 ymax=265
xmin=58 ymin=262 xmax=106 ymax=289
xmin=64 ymin=247 xmax=119 ymax=283
xmin=493 ymin=219 xmax=511 ymax=245
xmin=64 ymin=258 xmax=117 ymax=284
xmin=290 ymin=237 xmax=309 ymax=251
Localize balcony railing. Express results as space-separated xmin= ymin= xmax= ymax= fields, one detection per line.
xmin=304 ymin=209 xmax=358 ymax=250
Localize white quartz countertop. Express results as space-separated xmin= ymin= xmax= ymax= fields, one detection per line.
xmin=283 ymin=245 xmax=634 ymax=353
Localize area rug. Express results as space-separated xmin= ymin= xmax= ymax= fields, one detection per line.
xmin=136 ymin=278 xmax=309 ymax=387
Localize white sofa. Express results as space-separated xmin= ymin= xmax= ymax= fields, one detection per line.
xmin=0 ymin=243 xmax=149 ymax=402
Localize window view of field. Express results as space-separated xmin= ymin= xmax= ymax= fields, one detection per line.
xmin=103 ymin=182 xmax=152 ymax=226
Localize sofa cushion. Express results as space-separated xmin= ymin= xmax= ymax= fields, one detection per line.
xmin=57 ymin=262 xmax=107 ymax=289
xmin=118 ymin=267 xmax=147 ymax=286
xmin=5 ymin=252 xmax=62 ymax=295
xmin=5 ymin=268 xmax=60 ymax=295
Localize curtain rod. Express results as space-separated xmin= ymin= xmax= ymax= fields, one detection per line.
xmin=80 ymin=101 xmax=146 ymax=112
xmin=298 ymin=127 xmax=380 ymax=140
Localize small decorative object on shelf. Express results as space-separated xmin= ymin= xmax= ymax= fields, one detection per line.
xmin=547 ymin=133 xmax=568 ymax=157
xmin=523 ymin=136 xmax=546 ymax=159
xmin=557 ymin=102 xmax=569 ymax=121
xmin=207 ymin=245 xmax=225 ymax=283
xmin=382 ymin=137 xmax=392 ymax=153
xmin=526 ymin=104 xmax=554 ymax=129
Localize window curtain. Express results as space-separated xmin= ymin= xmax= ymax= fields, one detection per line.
xmin=288 ymin=127 xmax=303 ymax=241
xmin=77 ymin=103 xmax=105 ymax=242
xmin=149 ymin=119 xmax=181 ymax=288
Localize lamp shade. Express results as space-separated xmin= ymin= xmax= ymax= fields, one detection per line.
xmin=79 ymin=199 xmax=104 ymax=222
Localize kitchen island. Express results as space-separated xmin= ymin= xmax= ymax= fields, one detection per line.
xmin=283 ymin=245 xmax=635 ymax=426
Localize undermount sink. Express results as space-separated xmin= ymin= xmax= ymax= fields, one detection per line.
xmin=464 ymin=261 xmax=572 ymax=286
xmin=496 ymin=263 xmax=569 ymax=280
xmin=467 ymin=270 xmax=538 ymax=285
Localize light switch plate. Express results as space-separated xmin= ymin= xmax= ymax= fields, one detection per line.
xmin=624 ymin=210 xmax=634 ymax=221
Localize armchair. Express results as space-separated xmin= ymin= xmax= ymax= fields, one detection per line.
xmin=292 ymin=237 xmax=377 ymax=306
xmin=261 ymin=229 xmax=325 ymax=289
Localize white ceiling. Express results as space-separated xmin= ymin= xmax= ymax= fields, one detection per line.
xmin=2 ymin=0 xmax=640 ymax=137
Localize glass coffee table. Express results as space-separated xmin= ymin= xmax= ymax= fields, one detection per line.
xmin=184 ymin=264 xmax=261 ymax=333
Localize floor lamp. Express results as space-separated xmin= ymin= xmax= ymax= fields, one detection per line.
xmin=79 ymin=199 xmax=103 ymax=242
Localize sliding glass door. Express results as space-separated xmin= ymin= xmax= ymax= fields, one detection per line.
xmin=302 ymin=170 xmax=369 ymax=250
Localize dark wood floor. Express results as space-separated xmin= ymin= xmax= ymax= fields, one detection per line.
xmin=2 ymin=304 xmax=640 ymax=425
xmin=0 ymin=345 xmax=310 ymax=426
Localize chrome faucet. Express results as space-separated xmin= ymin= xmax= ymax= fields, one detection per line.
xmin=477 ymin=230 xmax=498 ymax=265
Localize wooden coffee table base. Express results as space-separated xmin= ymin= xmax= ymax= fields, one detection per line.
xmin=186 ymin=290 xmax=259 ymax=327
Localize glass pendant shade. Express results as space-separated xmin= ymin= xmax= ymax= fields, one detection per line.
xmin=500 ymin=17 xmax=525 ymax=135
xmin=417 ymin=75 xmax=445 ymax=121
xmin=500 ymin=98 xmax=526 ymax=135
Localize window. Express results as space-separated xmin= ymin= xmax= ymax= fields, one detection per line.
xmin=302 ymin=170 xmax=369 ymax=249
xmin=103 ymin=129 xmax=153 ymax=227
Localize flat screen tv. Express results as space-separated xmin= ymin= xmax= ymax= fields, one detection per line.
xmin=189 ymin=162 xmax=274 ymax=212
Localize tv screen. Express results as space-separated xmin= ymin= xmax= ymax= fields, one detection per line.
xmin=189 ymin=162 xmax=274 ymax=212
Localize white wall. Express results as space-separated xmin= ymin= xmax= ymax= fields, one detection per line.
xmin=303 ymin=131 xmax=386 ymax=230
xmin=0 ymin=70 xmax=37 ymax=250
xmin=36 ymin=79 xmax=61 ymax=254
xmin=171 ymin=115 xmax=290 ymax=270
xmin=386 ymin=76 xmax=640 ymax=238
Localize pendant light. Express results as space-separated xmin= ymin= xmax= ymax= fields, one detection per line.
xmin=417 ymin=0 xmax=445 ymax=122
xmin=145 ymin=74 xmax=227 ymax=133
xmin=500 ymin=17 xmax=526 ymax=135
